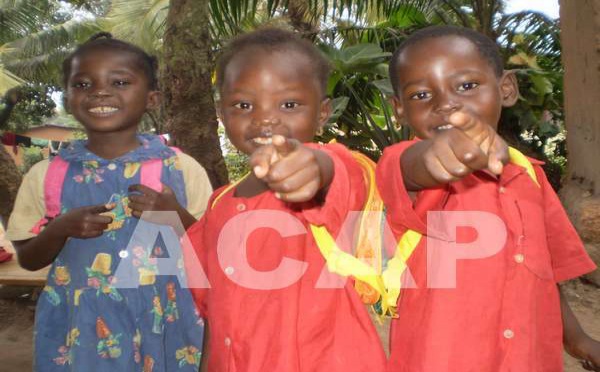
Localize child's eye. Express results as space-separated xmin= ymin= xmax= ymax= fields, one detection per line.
xmin=72 ymin=82 xmax=90 ymax=89
xmin=457 ymin=82 xmax=479 ymax=91
xmin=409 ymin=91 xmax=431 ymax=100
xmin=282 ymin=101 xmax=299 ymax=109
xmin=233 ymin=102 xmax=252 ymax=110
xmin=114 ymin=80 xmax=130 ymax=87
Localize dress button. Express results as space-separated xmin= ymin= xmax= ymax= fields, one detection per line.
xmin=514 ymin=254 xmax=524 ymax=263
xmin=503 ymin=329 xmax=515 ymax=339
xmin=224 ymin=337 xmax=232 ymax=346
xmin=236 ymin=203 xmax=246 ymax=211
xmin=118 ymin=250 xmax=129 ymax=258
xmin=499 ymin=186 xmax=506 ymax=194
xmin=225 ymin=266 xmax=235 ymax=276
xmin=107 ymin=163 xmax=117 ymax=171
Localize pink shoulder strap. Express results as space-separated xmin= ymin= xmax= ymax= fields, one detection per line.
xmin=30 ymin=156 xmax=70 ymax=234
xmin=139 ymin=146 xmax=182 ymax=192
xmin=31 ymin=147 xmax=182 ymax=233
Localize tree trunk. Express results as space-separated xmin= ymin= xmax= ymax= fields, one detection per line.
xmin=0 ymin=145 xmax=22 ymax=227
xmin=161 ymin=0 xmax=228 ymax=189
xmin=558 ymin=0 xmax=600 ymax=285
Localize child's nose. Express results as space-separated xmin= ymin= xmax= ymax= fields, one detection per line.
xmin=252 ymin=109 xmax=280 ymax=127
xmin=89 ymin=84 xmax=112 ymax=98
xmin=434 ymin=95 xmax=461 ymax=114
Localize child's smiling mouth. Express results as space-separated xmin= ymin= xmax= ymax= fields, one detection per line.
xmin=88 ymin=106 xmax=119 ymax=115
xmin=435 ymin=124 xmax=453 ymax=131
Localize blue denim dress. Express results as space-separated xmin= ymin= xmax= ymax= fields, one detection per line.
xmin=35 ymin=134 xmax=204 ymax=371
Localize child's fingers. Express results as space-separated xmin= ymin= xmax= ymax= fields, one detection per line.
xmin=272 ymin=135 xmax=298 ymax=157
xmin=448 ymin=111 xmax=488 ymax=145
xmin=423 ymin=151 xmax=459 ymax=183
xmin=250 ymin=145 xmax=276 ymax=179
xmin=265 ymin=146 xmax=314 ymax=183
xmin=487 ymin=133 xmax=509 ymax=175
xmin=268 ymin=164 xmax=319 ymax=196
xmin=275 ymin=178 xmax=321 ymax=203
xmin=128 ymin=184 xmax=158 ymax=195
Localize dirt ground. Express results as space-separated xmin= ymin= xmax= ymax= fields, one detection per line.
xmin=0 ymin=281 xmax=597 ymax=371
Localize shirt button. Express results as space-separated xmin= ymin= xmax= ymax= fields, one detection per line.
xmin=224 ymin=337 xmax=232 ymax=347
xmin=118 ymin=250 xmax=129 ymax=258
xmin=503 ymin=329 xmax=515 ymax=339
xmin=225 ymin=266 xmax=235 ymax=276
xmin=514 ymin=254 xmax=524 ymax=263
xmin=499 ymin=186 xmax=506 ymax=194
xmin=236 ymin=203 xmax=246 ymax=211
xmin=107 ymin=163 xmax=117 ymax=171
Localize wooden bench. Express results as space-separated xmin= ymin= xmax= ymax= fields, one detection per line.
xmin=0 ymin=235 xmax=48 ymax=286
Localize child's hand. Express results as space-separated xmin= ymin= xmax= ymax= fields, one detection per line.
xmin=128 ymin=184 xmax=191 ymax=229
xmin=448 ymin=111 xmax=508 ymax=175
xmin=250 ymin=135 xmax=329 ymax=203
xmin=50 ymin=204 xmax=115 ymax=239
xmin=565 ymin=335 xmax=600 ymax=371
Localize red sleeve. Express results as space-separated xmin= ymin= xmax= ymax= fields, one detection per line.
xmin=376 ymin=141 xmax=449 ymax=236
xmin=536 ymin=167 xmax=597 ymax=282
xmin=301 ymin=142 xmax=366 ymax=233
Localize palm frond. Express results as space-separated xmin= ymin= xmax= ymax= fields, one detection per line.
xmin=105 ymin=0 xmax=169 ymax=54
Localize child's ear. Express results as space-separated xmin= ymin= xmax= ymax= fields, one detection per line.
xmin=318 ymin=97 xmax=333 ymax=126
xmin=146 ymin=90 xmax=161 ymax=110
xmin=500 ymin=70 xmax=519 ymax=107
xmin=391 ymin=95 xmax=404 ymax=120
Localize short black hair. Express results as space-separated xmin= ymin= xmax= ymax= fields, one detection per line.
xmin=216 ymin=27 xmax=331 ymax=95
xmin=62 ymin=32 xmax=158 ymax=90
xmin=389 ymin=25 xmax=504 ymax=97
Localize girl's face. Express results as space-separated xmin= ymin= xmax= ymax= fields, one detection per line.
xmin=219 ymin=48 xmax=331 ymax=156
xmin=65 ymin=48 xmax=159 ymax=136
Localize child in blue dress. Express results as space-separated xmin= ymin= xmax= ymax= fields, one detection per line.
xmin=6 ymin=33 xmax=212 ymax=371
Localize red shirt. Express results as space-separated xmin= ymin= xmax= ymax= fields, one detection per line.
xmin=186 ymin=143 xmax=387 ymax=372
xmin=377 ymin=141 xmax=596 ymax=372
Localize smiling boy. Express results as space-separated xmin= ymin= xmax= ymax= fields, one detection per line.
xmin=377 ymin=25 xmax=600 ymax=371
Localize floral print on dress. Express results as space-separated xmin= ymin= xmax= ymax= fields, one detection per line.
xmin=103 ymin=193 xmax=132 ymax=238
xmin=34 ymin=135 xmax=204 ymax=370
xmin=151 ymin=295 xmax=164 ymax=334
xmin=165 ymin=282 xmax=179 ymax=323
xmin=96 ymin=317 xmax=122 ymax=359
xmin=143 ymin=355 xmax=155 ymax=372
xmin=132 ymin=246 xmax=159 ymax=286
xmin=53 ymin=328 xmax=80 ymax=366
xmin=133 ymin=329 xmax=142 ymax=364
xmin=163 ymin=156 xmax=181 ymax=172
xmin=124 ymin=162 xmax=141 ymax=179
xmin=43 ymin=285 xmax=61 ymax=306
xmin=53 ymin=266 xmax=71 ymax=286
xmin=175 ymin=346 xmax=201 ymax=368
xmin=86 ymin=253 xmax=122 ymax=302
xmin=73 ymin=160 xmax=104 ymax=184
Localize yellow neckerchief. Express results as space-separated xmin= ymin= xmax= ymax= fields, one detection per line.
xmin=210 ymin=147 xmax=539 ymax=322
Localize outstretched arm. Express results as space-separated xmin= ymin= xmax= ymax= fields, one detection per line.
xmin=401 ymin=111 xmax=508 ymax=191
xmin=250 ymin=134 xmax=334 ymax=203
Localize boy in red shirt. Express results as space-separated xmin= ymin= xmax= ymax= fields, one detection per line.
xmin=378 ymin=25 xmax=600 ymax=371
xmin=185 ymin=28 xmax=386 ymax=371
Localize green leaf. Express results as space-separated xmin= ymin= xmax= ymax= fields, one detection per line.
xmin=328 ymin=96 xmax=349 ymax=124
xmin=530 ymin=74 xmax=553 ymax=95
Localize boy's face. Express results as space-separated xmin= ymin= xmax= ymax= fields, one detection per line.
xmin=219 ymin=48 xmax=331 ymax=156
xmin=391 ymin=35 xmax=517 ymax=139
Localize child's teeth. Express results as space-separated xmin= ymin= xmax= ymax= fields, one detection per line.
xmin=253 ymin=137 xmax=273 ymax=145
xmin=89 ymin=106 xmax=118 ymax=113
xmin=436 ymin=124 xmax=453 ymax=131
